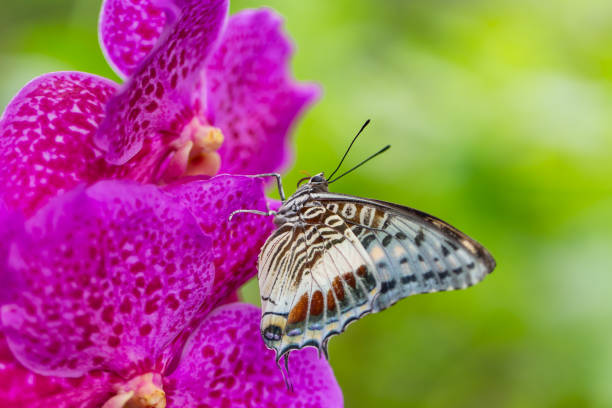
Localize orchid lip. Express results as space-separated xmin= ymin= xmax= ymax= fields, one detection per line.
xmin=102 ymin=373 xmax=166 ymax=408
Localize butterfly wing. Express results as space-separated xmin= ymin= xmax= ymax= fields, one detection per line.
xmin=316 ymin=193 xmax=496 ymax=311
xmin=258 ymin=193 xmax=496 ymax=360
xmin=258 ymin=204 xmax=380 ymax=360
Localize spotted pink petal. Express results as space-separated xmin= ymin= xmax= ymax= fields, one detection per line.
xmin=95 ymin=0 xmax=229 ymax=178
xmin=0 ymin=199 xmax=24 ymax=305
xmin=165 ymin=304 xmax=343 ymax=407
xmin=208 ymin=9 xmax=320 ymax=175
xmin=0 ymin=204 xmax=104 ymax=408
xmin=0 ymin=333 xmax=65 ymax=404
xmin=0 ymin=72 xmax=119 ymax=216
xmin=1 ymin=181 xmax=214 ymax=379
xmin=0 ymin=334 xmax=116 ymax=407
xmin=217 ymin=290 xmax=240 ymax=307
xmin=163 ymin=175 xmax=275 ymax=308
xmin=99 ymin=0 xmax=170 ymax=79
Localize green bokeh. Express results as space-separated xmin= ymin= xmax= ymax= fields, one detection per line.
xmin=2 ymin=1 xmax=611 ymax=407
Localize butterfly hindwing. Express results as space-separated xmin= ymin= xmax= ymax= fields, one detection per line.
xmin=258 ymin=204 xmax=379 ymax=359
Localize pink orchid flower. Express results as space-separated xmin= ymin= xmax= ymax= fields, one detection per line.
xmin=0 ymin=0 xmax=341 ymax=406
xmin=0 ymin=178 xmax=341 ymax=407
xmin=0 ymin=0 xmax=319 ymax=217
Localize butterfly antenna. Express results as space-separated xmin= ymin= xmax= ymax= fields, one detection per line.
xmin=296 ymin=176 xmax=311 ymax=188
xmin=328 ymin=144 xmax=390 ymax=184
xmin=327 ymin=119 xmax=371 ymax=180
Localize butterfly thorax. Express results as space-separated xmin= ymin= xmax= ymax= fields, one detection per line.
xmin=273 ymin=178 xmax=329 ymax=227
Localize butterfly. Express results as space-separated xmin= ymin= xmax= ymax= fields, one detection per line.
xmin=231 ymin=121 xmax=496 ymax=366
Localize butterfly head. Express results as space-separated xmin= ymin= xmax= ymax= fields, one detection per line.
xmin=309 ymin=173 xmax=327 ymax=185
xmin=295 ymin=172 xmax=329 ymax=194
xmin=298 ymin=172 xmax=329 ymax=195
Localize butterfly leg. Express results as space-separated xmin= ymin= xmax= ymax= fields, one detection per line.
xmin=228 ymin=174 xmax=285 ymax=221
xmin=275 ymin=353 xmax=294 ymax=392
xmin=228 ymin=208 xmax=277 ymax=222
xmin=246 ymin=173 xmax=286 ymax=202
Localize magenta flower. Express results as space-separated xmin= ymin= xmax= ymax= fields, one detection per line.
xmin=0 ymin=0 xmax=318 ymax=216
xmin=0 ymin=0 xmax=313 ymax=312
xmin=0 ymin=176 xmax=342 ymax=407
xmin=0 ymin=0 xmax=339 ymax=406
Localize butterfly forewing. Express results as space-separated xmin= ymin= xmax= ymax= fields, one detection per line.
xmin=257 ymin=179 xmax=496 ymax=361
xmin=317 ymin=194 xmax=496 ymax=312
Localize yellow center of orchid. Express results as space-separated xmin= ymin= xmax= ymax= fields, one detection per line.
xmin=102 ymin=373 xmax=166 ymax=408
xmin=160 ymin=117 xmax=224 ymax=183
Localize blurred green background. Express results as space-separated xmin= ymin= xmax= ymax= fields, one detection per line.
xmin=2 ymin=1 xmax=612 ymax=407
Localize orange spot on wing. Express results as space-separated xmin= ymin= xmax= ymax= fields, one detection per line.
xmin=310 ymin=291 xmax=324 ymax=315
xmin=343 ymin=273 xmax=357 ymax=288
xmin=288 ymin=293 xmax=308 ymax=324
xmin=327 ymin=290 xmax=336 ymax=311
xmin=332 ymin=277 xmax=345 ymax=301
xmin=356 ymin=265 xmax=367 ymax=277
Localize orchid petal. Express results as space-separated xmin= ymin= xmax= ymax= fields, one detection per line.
xmin=166 ymin=304 xmax=343 ymax=407
xmin=0 ymin=72 xmax=119 ymax=216
xmin=0 ymin=334 xmax=115 ymax=408
xmin=1 ymin=181 xmax=214 ymax=378
xmin=207 ymin=9 xmax=320 ymax=175
xmin=217 ymin=291 xmax=240 ymax=307
xmin=99 ymin=0 xmax=170 ymax=79
xmin=163 ymin=175 xmax=275 ymax=308
xmin=95 ymin=0 xmax=229 ymax=181
xmin=0 ymin=332 xmax=69 ymax=404
xmin=0 ymin=198 xmax=24 ymax=305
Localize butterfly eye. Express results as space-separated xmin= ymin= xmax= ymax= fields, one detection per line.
xmin=310 ymin=175 xmax=325 ymax=183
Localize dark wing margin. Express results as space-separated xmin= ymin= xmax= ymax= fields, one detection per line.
xmin=369 ymin=197 xmax=496 ymax=271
